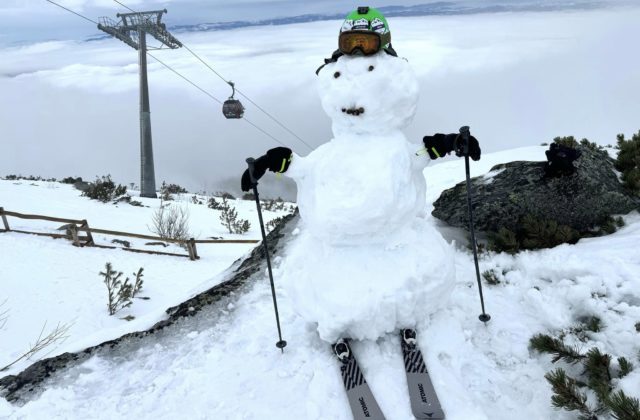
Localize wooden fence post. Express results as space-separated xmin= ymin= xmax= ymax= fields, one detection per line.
xmin=0 ymin=207 xmax=10 ymax=232
xmin=190 ymin=238 xmax=199 ymax=260
xmin=82 ymin=220 xmax=94 ymax=246
xmin=69 ymin=224 xmax=80 ymax=247
xmin=186 ymin=239 xmax=195 ymax=261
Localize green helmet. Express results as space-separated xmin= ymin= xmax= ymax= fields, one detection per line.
xmin=340 ymin=6 xmax=391 ymax=50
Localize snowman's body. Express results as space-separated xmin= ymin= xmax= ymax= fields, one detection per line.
xmin=280 ymin=52 xmax=455 ymax=342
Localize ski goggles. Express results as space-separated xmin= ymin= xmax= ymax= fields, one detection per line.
xmin=338 ymin=30 xmax=390 ymax=56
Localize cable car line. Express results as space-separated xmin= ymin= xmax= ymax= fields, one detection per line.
xmin=43 ymin=0 xmax=293 ymax=150
xmin=149 ymin=53 xmax=289 ymax=148
xmin=111 ymin=0 xmax=314 ymax=151
xmin=44 ymin=0 xmax=98 ymax=24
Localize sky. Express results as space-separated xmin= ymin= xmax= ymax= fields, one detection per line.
xmin=0 ymin=0 xmax=628 ymax=45
xmin=0 ymin=1 xmax=639 ymax=197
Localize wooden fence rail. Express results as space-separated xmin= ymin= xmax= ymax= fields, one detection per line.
xmin=0 ymin=207 xmax=259 ymax=261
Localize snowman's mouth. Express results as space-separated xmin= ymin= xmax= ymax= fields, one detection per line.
xmin=342 ymin=107 xmax=365 ymax=116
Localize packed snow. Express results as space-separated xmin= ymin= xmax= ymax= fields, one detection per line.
xmin=281 ymin=51 xmax=455 ymax=342
xmin=1 ymin=145 xmax=638 ymax=420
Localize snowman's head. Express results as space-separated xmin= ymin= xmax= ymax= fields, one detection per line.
xmin=317 ymin=52 xmax=419 ymax=137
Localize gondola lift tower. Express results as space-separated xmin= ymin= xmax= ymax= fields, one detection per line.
xmin=98 ymin=10 xmax=182 ymax=198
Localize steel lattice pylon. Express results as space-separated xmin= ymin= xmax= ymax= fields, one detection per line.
xmin=98 ymin=10 xmax=182 ymax=198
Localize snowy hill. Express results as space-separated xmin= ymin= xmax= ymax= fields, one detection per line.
xmin=0 ymin=182 xmax=291 ymax=376
xmin=1 ymin=145 xmax=639 ymax=419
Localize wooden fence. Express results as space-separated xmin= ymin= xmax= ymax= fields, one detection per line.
xmin=0 ymin=207 xmax=258 ymax=261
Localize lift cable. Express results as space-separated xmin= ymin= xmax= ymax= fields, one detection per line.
xmin=44 ymin=0 xmax=292 ymax=149
xmin=112 ymin=0 xmax=314 ymax=151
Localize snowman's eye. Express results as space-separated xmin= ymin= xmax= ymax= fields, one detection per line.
xmin=368 ymin=66 xmax=375 ymax=72
xmin=334 ymin=72 xmax=341 ymax=79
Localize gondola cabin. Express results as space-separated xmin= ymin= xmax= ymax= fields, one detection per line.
xmin=223 ymin=81 xmax=244 ymax=119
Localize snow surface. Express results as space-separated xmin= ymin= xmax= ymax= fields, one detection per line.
xmin=0 ymin=182 xmax=291 ymax=376
xmin=1 ymin=146 xmax=639 ymax=420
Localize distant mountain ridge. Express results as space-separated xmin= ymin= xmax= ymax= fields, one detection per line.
xmin=167 ymin=1 xmax=607 ymax=34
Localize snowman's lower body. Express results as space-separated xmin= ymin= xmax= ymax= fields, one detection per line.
xmin=280 ymin=218 xmax=455 ymax=343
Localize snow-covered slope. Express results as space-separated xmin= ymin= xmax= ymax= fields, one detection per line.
xmin=0 ymin=182 xmax=291 ymax=376
xmin=1 ymin=146 xmax=639 ymax=419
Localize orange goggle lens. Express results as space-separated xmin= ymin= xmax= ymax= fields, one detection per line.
xmin=338 ymin=31 xmax=382 ymax=56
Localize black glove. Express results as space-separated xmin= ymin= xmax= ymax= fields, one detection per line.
xmin=423 ymin=133 xmax=457 ymax=160
xmin=454 ymin=134 xmax=481 ymax=161
xmin=423 ymin=133 xmax=481 ymax=161
xmin=241 ymin=147 xmax=293 ymax=192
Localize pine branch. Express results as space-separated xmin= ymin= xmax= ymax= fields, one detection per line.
xmin=531 ymin=334 xmax=586 ymax=364
xmin=545 ymin=368 xmax=596 ymax=418
xmin=132 ymin=268 xmax=144 ymax=298
xmin=585 ymin=348 xmax=613 ymax=404
xmin=606 ymin=390 xmax=640 ymax=420
xmin=617 ymin=357 xmax=633 ymax=379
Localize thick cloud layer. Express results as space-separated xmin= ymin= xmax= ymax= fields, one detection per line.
xmin=1 ymin=6 xmax=639 ymax=198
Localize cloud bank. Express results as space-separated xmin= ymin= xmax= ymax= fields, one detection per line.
xmin=1 ymin=6 xmax=639 ymax=199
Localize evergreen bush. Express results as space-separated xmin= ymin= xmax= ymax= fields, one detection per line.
xmin=614 ymin=131 xmax=640 ymax=196
xmin=61 ymin=176 xmax=82 ymax=184
xmin=531 ymin=318 xmax=640 ymax=419
xmin=219 ymin=197 xmax=251 ymax=234
xmin=266 ymin=216 xmax=285 ymax=233
xmin=482 ymin=269 xmax=501 ymax=285
xmin=82 ymin=175 xmax=127 ymax=203
xmin=207 ymin=197 xmax=222 ymax=210
xmin=489 ymin=215 xmax=579 ymax=254
xmin=553 ymin=136 xmax=579 ymax=149
xmin=100 ymin=263 xmax=132 ymax=315
xmin=163 ymin=183 xmax=188 ymax=194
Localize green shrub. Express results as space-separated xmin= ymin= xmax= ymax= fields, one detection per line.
xmin=553 ymin=136 xmax=579 ymax=148
xmin=580 ymin=138 xmax=603 ymax=152
xmin=207 ymin=197 xmax=222 ymax=210
xmin=482 ymin=269 xmax=501 ymax=285
xmin=615 ymin=131 xmax=640 ymax=196
xmin=266 ymin=216 xmax=285 ymax=233
xmin=531 ymin=319 xmax=640 ymax=419
xmin=99 ymin=263 xmax=144 ymax=316
xmin=489 ymin=215 xmax=579 ymax=254
xmin=83 ymin=175 xmax=127 ymax=203
xmin=61 ymin=176 xmax=82 ymax=184
xmin=219 ymin=197 xmax=250 ymax=234
xmin=163 ymin=183 xmax=188 ymax=194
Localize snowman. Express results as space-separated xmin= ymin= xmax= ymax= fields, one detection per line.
xmin=241 ymin=4 xmax=481 ymax=360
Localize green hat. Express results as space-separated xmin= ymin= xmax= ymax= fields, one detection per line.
xmin=340 ymin=6 xmax=391 ymax=49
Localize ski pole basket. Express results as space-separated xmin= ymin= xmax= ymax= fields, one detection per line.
xmin=222 ymin=81 xmax=245 ymax=119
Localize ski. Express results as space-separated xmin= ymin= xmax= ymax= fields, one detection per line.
xmin=401 ymin=329 xmax=445 ymax=419
xmin=333 ymin=339 xmax=386 ymax=420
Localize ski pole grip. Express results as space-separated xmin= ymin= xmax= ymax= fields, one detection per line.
xmin=246 ymin=157 xmax=257 ymax=185
xmin=458 ymin=125 xmax=471 ymax=156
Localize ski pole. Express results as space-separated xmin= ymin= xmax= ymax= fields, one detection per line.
xmin=456 ymin=126 xmax=491 ymax=324
xmin=246 ymin=158 xmax=288 ymax=351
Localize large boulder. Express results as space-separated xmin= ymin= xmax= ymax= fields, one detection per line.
xmin=432 ymin=145 xmax=640 ymax=235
